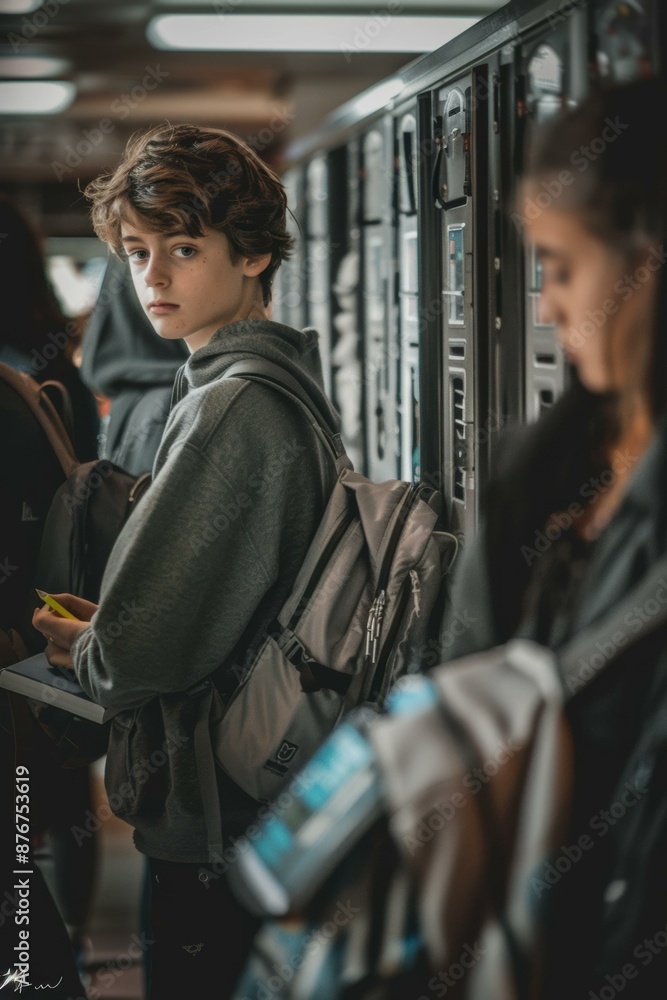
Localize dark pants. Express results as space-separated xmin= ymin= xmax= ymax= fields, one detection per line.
xmin=148 ymin=857 xmax=261 ymax=999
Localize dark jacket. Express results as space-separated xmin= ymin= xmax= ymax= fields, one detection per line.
xmin=81 ymin=255 xmax=188 ymax=475
xmin=72 ymin=319 xmax=339 ymax=862
xmin=442 ymin=417 xmax=667 ymax=998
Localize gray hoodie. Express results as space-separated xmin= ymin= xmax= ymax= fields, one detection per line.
xmin=72 ymin=319 xmax=339 ymax=861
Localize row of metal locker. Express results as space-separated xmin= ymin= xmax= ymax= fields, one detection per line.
xmin=271 ymin=0 xmax=663 ymax=541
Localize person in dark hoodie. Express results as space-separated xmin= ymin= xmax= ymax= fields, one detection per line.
xmin=80 ymin=252 xmax=188 ymax=476
xmin=0 ymin=195 xmax=99 ymax=462
xmin=79 ymin=251 xmax=188 ymax=995
xmin=31 ymin=123 xmax=339 ymax=998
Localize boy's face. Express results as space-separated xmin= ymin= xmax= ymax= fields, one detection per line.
xmin=121 ymin=214 xmax=270 ymax=352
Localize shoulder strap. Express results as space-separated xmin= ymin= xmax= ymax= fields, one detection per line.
xmin=559 ymin=552 xmax=667 ymax=699
xmin=39 ymin=379 xmax=76 ymax=442
xmin=0 ymin=362 xmax=78 ymax=478
xmin=222 ymin=358 xmax=350 ymax=472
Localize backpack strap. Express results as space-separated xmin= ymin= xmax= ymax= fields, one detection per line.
xmin=0 ymin=362 xmax=78 ymax=478
xmin=221 ymin=358 xmax=350 ymax=473
xmin=39 ymin=380 xmax=75 ymax=443
xmin=558 ymin=551 xmax=667 ymax=699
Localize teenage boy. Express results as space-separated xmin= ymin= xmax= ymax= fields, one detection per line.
xmin=33 ymin=123 xmax=339 ymax=997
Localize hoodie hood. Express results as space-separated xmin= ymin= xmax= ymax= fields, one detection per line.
xmin=182 ymin=318 xmax=341 ymax=434
xmin=81 ymin=254 xmax=188 ymax=396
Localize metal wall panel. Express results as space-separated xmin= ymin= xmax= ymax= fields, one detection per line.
xmin=397 ymin=111 xmax=421 ymax=483
xmin=360 ymin=119 xmax=400 ymax=481
xmin=273 ymin=168 xmax=306 ymax=333
xmin=305 ymin=155 xmax=333 ymax=397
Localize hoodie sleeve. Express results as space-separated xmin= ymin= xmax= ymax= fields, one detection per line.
xmin=72 ymin=380 xmax=322 ymax=709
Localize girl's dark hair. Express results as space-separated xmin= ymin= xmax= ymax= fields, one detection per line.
xmin=485 ymin=77 xmax=667 ymax=640
xmin=0 ymin=195 xmax=67 ymax=353
xmin=84 ymin=123 xmax=294 ymax=307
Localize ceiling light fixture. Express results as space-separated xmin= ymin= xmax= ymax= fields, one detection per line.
xmin=0 ymin=57 xmax=70 ymax=78
xmin=354 ymin=76 xmax=405 ymax=116
xmin=0 ymin=81 xmax=76 ymax=115
xmin=148 ymin=14 xmax=479 ymax=53
xmin=0 ymin=0 xmax=42 ymax=12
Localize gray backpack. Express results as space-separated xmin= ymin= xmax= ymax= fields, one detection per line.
xmin=209 ymin=359 xmax=458 ymax=803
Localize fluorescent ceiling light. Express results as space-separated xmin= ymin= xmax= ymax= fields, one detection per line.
xmin=0 ymin=81 xmax=76 ymax=114
xmin=0 ymin=57 xmax=70 ymax=78
xmin=0 ymin=0 xmax=42 ymax=12
xmin=148 ymin=14 xmax=479 ymax=53
xmin=354 ymin=77 xmax=404 ymax=117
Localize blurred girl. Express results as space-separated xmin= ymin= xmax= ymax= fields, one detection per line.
xmin=443 ymin=77 xmax=667 ymax=997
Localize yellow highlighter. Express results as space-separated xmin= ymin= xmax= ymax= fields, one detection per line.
xmin=35 ymin=589 xmax=80 ymax=621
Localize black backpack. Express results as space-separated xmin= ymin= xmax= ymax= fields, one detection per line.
xmin=0 ymin=361 xmax=151 ymax=642
xmin=35 ymin=460 xmax=150 ymax=606
xmin=0 ymin=362 xmax=78 ymax=636
xmin=0 ymin=362 xmax=151 ymax=766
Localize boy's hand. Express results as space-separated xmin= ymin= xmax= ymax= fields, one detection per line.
xmin=32 ymin=594 xmax=98 ymax=670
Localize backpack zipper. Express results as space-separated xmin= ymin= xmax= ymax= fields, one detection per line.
xmin=368 ymin=574 xmax=412 ymax=701
xmin=363 ymin=482 xmax=419 ymax=670
xmin=284 ymin=507 xmax=356 ymax=634
xmin=375 ymin=482 xmax=417 ymax=594
xmin=364 ymin=482 xmax=433 ymax=696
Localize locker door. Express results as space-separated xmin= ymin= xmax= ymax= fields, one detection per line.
xmin=433 ymin=76 xmax=475 ymax=539
xmin=520 ymin=33 xmax=570 ymax=424
xmin=305 ymin=155 xmax=332 ymax=397
xmin=361 ymin=122 xmax=399 ymax=481
xmin=477 ymin=56 xmax=518 ymax=492
xmin=274 ymin=168 xmax=306 ymax=332
xmin=397 ymin=111 xmax=420 ymax=483
xmin=515 ymin=6 xmax=591 ymax=424
xmin=331 ymin=141 xmax=364 ymax=472
xmin=594 ymin=0 xmax=661 ymax=81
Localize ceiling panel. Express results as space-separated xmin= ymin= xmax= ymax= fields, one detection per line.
xmin=0 ymin=0 xmax=503 ymax=232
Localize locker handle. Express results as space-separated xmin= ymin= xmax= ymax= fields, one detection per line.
xmin=431 ymin=114 xmax=444 ymax=209
xmin=431 ymin=140 xmax=445 ymax=209
xmin=402 ymin=129 xmax=417 ymax=215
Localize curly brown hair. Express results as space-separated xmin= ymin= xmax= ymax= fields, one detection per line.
xmin=84 ymin=123 xmax=294 ymax=305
